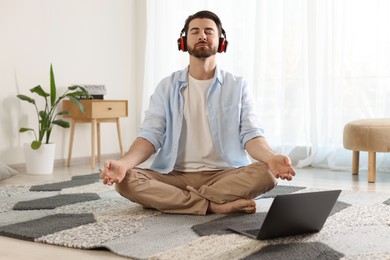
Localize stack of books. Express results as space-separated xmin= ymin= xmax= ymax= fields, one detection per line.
xmin=78 ymin=84 xmax=107 ymax=99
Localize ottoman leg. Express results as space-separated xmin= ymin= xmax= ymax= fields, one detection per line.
xmin=368 ymin=151 xmax=376 ymax=183
xmin=352 ymin=150 xmax=359 ymax=175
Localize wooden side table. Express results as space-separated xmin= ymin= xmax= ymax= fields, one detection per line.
xmin=63 ymin=100 xmax=128 ymax=169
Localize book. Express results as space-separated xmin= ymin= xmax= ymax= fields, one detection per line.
xmin=76 ymin=84 xmax=107 ymax=99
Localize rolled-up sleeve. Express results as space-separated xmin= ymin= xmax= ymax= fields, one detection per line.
xmin=239 ymin=80 xmax=264 ymax=146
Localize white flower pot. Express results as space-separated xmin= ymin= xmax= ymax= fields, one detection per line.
xmin=23 ymin=143 xmax=56 ymax=175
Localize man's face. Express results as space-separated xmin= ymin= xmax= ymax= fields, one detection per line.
xmin=186 ymin=18 xmax=219 ymax=58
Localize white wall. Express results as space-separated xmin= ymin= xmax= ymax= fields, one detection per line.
xmin=0 ymin=0 xmax=144 ymax=165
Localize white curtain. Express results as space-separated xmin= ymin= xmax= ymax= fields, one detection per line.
xmin=142 ymin=0 xmax=390 ymax=171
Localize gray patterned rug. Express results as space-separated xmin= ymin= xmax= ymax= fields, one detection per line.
xmin=1 ymin=173 xmax=390 ymax=259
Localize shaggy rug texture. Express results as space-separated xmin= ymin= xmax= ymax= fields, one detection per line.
xmin=1 ymin=173 xmax=390 ymax=259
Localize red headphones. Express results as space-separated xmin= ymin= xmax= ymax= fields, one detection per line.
xmin=177 ymin=28 xmax=228 ymax=53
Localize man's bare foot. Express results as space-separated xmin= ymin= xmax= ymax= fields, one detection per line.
xmin=208 ymin=199 xmax=256 ymax=214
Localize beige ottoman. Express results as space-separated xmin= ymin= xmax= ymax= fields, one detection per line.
xmin=343 ymin=118 xmax=390 ymax=183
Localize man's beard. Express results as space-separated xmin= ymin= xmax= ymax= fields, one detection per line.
xmin=188 ymin=43 xmax=217 ymax=58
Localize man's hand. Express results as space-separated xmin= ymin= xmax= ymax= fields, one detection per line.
xmin=244 ymin=137 xmax=296 ymax=181
xmin=99 ymin=160 xmax=128 ymax=186
xmin=268 ymin=155 xmax=295 ymax=181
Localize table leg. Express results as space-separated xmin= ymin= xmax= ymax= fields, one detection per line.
xmin=97 ymin=122 xmax=101 ymax=163
xmin=116 ymin=118 xmax=124 ymax=157
xmin=91 ymin=119 xmax=96 ymax=169
xmin=67 ymin=119 xmax=75 ymax=167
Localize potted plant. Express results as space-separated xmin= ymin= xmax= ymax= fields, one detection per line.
xmin=17 ymin=64 xmax=90 ymax=174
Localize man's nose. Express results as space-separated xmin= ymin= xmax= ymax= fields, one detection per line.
xmin=199 ymin=31 xmax=207 ymax=40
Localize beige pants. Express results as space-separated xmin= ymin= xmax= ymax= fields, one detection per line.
xmin=115 ymin=162 xmax=277 ymax=215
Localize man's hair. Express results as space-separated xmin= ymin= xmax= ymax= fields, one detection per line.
xmin=183 ymin=10 xmax=223 ymax=36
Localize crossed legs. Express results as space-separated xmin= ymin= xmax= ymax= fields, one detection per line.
xmin=115 ymin=162 xmax=277 ymax=215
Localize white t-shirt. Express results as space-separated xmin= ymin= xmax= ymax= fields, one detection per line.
xmin=174 ymin=74 xmax=231 ymax=172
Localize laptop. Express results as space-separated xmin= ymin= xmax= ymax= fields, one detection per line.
xmin=228 ymin=189 xmax=341 ymax=240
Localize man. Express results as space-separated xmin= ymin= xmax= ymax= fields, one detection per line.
xmin=100 ymin=10 xmax=295 ymax=215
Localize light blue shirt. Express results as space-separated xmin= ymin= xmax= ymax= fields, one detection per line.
xmin=138 ymin=66 xmax=264 ymax=173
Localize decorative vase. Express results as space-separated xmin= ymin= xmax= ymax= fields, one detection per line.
xmin=23 ymin=143 xmax=56 ymax=175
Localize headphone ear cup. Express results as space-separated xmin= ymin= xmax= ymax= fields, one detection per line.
xmin=218 ymin=38 xmax=228 ymax=53
xmin=177 ymin=36 xmax=187 ymax=52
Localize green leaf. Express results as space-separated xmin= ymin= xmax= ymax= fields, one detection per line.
xmin=67 ymin=91 xmax=87 ymax=97
xmin=31 ymin=141 xmax=41 ymax=150
xmin=17 ymin=95 xmax=35 ymax=104
xmin=57 ymin=110 xmax=70 ymax=116
xmin=68 ymin=85 xmax=80 ymax=91
xmin=50 ymin=64 xmax=56 ymax=107
xmin=78 ymin=86 xmax=89 ymax=94
xmin=39 ymin=111 xmax=49 ymax=120
xmin=52 ymin=119 xmax=70 ymax=128
xmin=19 ymin=127 xmax=34 ymax=133
xmin=30 ymin=85 xmax=49 ymax=97
xmin=68 ymin=96 xmax=86 ymax=113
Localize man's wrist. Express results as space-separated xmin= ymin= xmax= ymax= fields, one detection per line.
xmin=262 ymin=152 xmax=279 ymax=165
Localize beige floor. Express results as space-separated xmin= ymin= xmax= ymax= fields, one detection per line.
xmin=1 ymin=162 xmax=390 ymax=260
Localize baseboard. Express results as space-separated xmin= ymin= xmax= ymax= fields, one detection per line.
xmin=8 ymin=153 xmax=121 ymax=173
